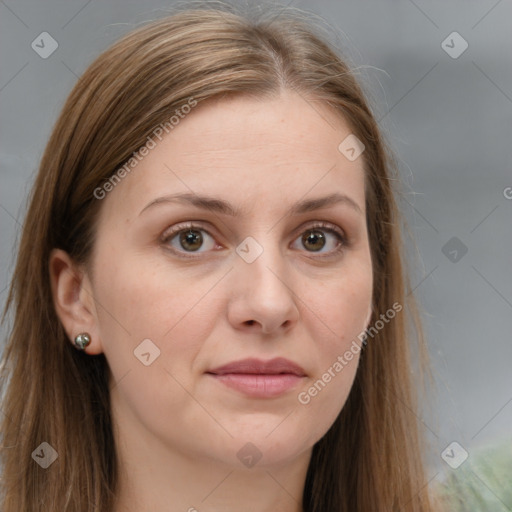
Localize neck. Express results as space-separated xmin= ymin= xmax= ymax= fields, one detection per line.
xmin=111 ymin=408 xmax=311 ymax=512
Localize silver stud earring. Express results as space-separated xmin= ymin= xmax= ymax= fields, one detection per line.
xmin=74 ymin=332 xmax=91 ymax=350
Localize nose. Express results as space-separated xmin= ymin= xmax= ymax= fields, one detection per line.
xmin=227 ymin=241 xmax=300 ymax=335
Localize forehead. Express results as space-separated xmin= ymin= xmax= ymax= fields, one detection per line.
xmin=99 ymin=91 xmax=366 ymax=222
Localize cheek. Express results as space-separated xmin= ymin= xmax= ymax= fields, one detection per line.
xmin=295 ymin=260 xmax=371 ymax=419
xmin=307 ymin=262 xmax=373 ymax=355
xmin=92 ymin=255 xmax=224 ymax=434
xmin=91 ymin=252 xmax=222 ymax=378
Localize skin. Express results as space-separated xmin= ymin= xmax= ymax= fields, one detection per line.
xmin=50 ymin=90 xmax=373 ymax=512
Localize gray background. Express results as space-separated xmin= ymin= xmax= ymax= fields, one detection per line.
xmin=1 ymin=0 xmax=511 ymax=504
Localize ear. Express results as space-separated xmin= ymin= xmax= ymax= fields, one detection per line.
xmin=49 ymin=248 xmax=103 ymax=355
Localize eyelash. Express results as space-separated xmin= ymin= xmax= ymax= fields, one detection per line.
xmin=160 ymin=221 xmax=348 ymax=260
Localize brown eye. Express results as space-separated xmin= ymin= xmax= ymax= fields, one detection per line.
xmin=301 ymin=229 xmax=326 ymax=252
xmin=179 ymin=229 xmax=204 ymax=251
xmin=291 ymin=223 xmax=347 ymax=257
xmin=162 ymin=223 xmax=217 ymax=256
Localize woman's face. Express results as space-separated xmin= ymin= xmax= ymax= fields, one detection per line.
xmin=86 ymin=90 xmax=373 ymax=468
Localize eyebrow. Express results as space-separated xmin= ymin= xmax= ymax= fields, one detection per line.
xmin=139 ymin=191 xmax=363 ymax=217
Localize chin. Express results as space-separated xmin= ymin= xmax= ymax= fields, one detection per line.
xmin=217 ymin=422 xmax=319 ymax=470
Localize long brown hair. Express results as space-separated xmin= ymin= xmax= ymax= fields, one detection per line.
xmin=0 ymin=2 xmax=439 ymax=510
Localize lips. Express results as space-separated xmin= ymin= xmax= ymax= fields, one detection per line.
xmin=206 ymin=357 xmax=306 ymax=398
xmin=207 ymin=357 xmax=307 ymax=377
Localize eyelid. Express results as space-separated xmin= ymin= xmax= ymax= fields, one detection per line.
xmin=292 ymin=220 xmax=346 ymax=240
xmin=160 ymin=220 xmax=216 ymax=242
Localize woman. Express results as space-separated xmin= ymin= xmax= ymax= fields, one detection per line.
xmin=0 ymin=3 xmax=440 ymax=511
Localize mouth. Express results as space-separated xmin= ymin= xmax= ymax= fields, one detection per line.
xmin=206 ymin=357 xmax=307 ymax=398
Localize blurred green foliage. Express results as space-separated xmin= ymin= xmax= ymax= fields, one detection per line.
xmin=434 ymin=438 xmax=512 ymax=511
